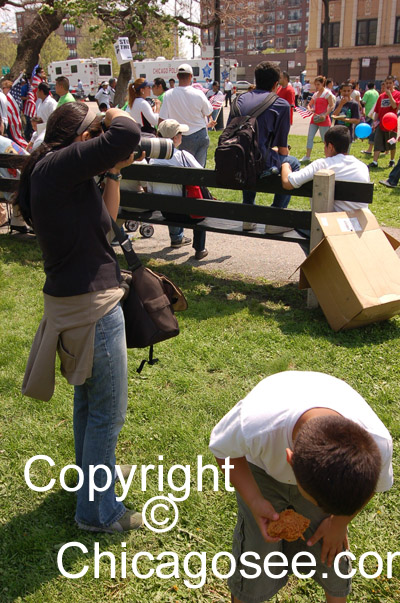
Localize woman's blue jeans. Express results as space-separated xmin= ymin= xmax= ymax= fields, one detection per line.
xmin=74 ymin=302 xmax=128 ymax=528
xmin=306 ymin=123 xmax=329 ymax=150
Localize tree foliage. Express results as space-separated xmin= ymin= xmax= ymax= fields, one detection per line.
xmin=0 ymin=33 xmax=17 ymax=71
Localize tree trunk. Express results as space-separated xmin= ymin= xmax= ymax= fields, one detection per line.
xmin=114 ymin=61 xmax=133 ymax=108
xmin=322 ymin=0 xmax=330 ymax=77
xmin=10 ymin=9 xmax=65 ymax=80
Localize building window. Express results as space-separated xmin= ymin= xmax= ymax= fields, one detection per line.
xmin=395 ymin=17 xmax=400 ymax=44
xmin=64 ymin=23 xmax=75 ymax=32
xmin=288 ymin=9 xmax=302 ymax=20
xmin=321 ymin=22 xmax=340 ymax=48
xmin=276 ymin=24 xmax=284 ymax=33
xmin=237 ymin=40 xmax=244 ymax=49
xmin=237 ymin=27 xmax=244 ymax=36
xmin=266 ymin=25 xmax=275 ymax=35
xmin=221 ymin=41 xmax=225 ymax=51
xmin=65 ymin=36 xmax=76 ymax=45
xmin=247 ymin=40 xmax=255 ymax=50
xmin=265 ymin=12 xmax=275 ymax=22
xmin=288 ymin=22 xmax=302 ymax=34
xmin=276 ymin=11 xmax=285 ymax=20
xmin=221 ymin=30 xmax=225 ymax=38
xmin=68 ymin=50 xmax=77 ymax=58
xmin=356 ymin=19 xmax=377 ymax=46
xmin=276 ymin=37 xmax=284 ymax=48
xmin=287 ymin=37 xmax=301 ymax=48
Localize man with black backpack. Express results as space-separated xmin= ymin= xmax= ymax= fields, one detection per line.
xmin=221 ymin=61 xmax=300 ymax=234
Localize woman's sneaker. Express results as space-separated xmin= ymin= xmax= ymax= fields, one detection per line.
xmin=171 ymin=236 xmax=191 ymax=248
xmin=77 ymin=509 xmax=143 ymax=533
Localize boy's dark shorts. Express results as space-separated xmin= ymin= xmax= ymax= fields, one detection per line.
xmin=374 ymin=127 xmax=397 ymax=152
xmin=228 ymin=463 xmax=352 ymax=603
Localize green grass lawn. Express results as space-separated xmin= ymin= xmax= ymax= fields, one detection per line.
xmin=1 ymin=134 xmax=400 ymax=602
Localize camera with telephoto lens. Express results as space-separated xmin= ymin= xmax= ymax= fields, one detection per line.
xmin=100 ymin=115 xmax=173 ymax=160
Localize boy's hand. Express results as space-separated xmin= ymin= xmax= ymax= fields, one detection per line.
xmin=307 ymin=515 xmax=349 ymax=567
xmin=249 ymin=497 xmax=281 ymax=543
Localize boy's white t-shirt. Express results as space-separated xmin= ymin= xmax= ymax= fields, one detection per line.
xmin=287 ymin=154 xmax=370 ymax=213
xmin=209 ymin=371 xmax=393 ymax=493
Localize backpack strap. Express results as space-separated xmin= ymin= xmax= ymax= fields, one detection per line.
xmin=230 ymin=92 xmax=278 ymax=119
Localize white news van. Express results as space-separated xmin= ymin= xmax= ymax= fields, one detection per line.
xmin=47 ymin=58 xmax=113 ymax=97
xmin=133 ymin=57 xmax=237 ymax=86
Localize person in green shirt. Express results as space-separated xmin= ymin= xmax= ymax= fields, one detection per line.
xmin=55 ymin=76 xmax=76 ymax=107
xmin=152 ymin=78 xmax=167 ymax=104
xmin=361 ymin=82 xmax=379 ymax=155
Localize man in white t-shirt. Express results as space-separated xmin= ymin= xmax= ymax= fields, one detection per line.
xmin=293 ymin=76 xmax=302 ymax=106
xmin=209 ymin=370 xmax=393 ymax=603
xmin=281 ymin=125 xmax=370 ymax=212
xmin=35 ymin=82 xmax=57 ymax=123
xmin=159 ymin=64 xmax=212 ymax=167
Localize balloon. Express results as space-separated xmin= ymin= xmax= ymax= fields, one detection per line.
xmin=354 ymin=122 xmax=372 ymax=139
xmin=381 ymin=112 xmax=398 ymax=132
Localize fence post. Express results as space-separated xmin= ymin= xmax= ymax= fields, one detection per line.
xmin=307 ymin=169 xmax=335 ymax=309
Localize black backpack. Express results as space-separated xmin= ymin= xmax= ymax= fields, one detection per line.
xmin=214 ymin=92 xmax=278 ymax=189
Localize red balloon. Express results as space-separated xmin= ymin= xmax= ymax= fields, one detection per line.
xmin=382 ymin=112 xmax=398 ymax=132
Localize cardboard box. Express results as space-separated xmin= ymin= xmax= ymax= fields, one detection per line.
xmin=299 ymin=209 xmax=400 ymax=331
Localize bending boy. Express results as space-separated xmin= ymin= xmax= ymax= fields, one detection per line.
xmin=209 ymin=371 xmax=393 ymax=602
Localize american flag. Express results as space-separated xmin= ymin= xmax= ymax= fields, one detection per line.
xmin=6 ymin=93 xmax=28 ymax=149
xmin=9 ymin=73 xmax=24 ymax=111
xmin=209 ymin=92 xmax=225 ymax=110
xmin=24 ymin=64 xmax=41 ymax=118
xmin=295 ymin=106 xmax=313 ymax=119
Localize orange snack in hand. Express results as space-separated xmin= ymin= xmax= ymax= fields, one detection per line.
xmin=267 ymin=509 xmax=310 ymax=542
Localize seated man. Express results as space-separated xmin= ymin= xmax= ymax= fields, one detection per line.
xmin=147 ymin=119 xmax=208 ymax=260
xmin=281 ymin=125 xmax=370 ymax=213
xmin=210 ymin=370 xmax=393 ymax=603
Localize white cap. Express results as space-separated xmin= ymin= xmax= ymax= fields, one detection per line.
xmin=177 ymin=63 xmax=193 ymax=75
xmin=158 ymin=119 xmax=189 ymax=138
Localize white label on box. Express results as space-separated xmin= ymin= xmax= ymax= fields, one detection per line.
xmin=320 ymin=217 xmax=329 ymax=226
xmin=337 ymin=217 xmax=362 ymax=232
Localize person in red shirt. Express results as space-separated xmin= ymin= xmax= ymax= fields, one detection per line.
xmin=368 ymin=75 xmax=400 ymax=169
xmin=277 ymin=71 xmax=296 ymax=125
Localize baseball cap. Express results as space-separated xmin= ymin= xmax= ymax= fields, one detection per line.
xmin=158 ymin=119 xmax=189 ymax=138
xmin=177 ymin=63 xmax=193 ymax=75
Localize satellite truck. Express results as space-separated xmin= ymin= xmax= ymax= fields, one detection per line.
xmin=47 ymin=58 xmax=113 ymax=98
xmin=133 ymin=57 xmax=238 ymax=86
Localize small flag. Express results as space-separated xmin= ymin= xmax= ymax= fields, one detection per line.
xmin=295 ymin=106 xmax=313 ymax=119
xmin=209 ymin=93 xmax=225 ymax=110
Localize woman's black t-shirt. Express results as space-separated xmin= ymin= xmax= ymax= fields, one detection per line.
xmin=30 ymin=116 xmax=141 ymax=297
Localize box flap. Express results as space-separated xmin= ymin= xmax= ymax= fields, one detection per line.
xmin=381 ymin=228 xmax=400 ymax=250
xmin=315 ymin=208 xmax=379 ymax=238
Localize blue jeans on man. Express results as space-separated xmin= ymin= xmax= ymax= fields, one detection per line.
xmin=242 ymin=154 xmax=301 ymax=208
xmin=179 ymin=128 xmax=209 ymax=168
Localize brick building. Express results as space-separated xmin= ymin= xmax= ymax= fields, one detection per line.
xmin=307 ymin=0 xmax=400 ymax=84
xmin=200 ymin=0 xmax=309 ymax=82
xmin=16 ymin=11 xmax=83 ymax=60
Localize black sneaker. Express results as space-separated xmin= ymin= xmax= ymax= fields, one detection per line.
xmin=171 ymin=236 xmax=191 ymax=248
xmin=367 ymin=161 xmax=378 ymax=169
xmin=389 ymin=160 xmax=395 ymax=168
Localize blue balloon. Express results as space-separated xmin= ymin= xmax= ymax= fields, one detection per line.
xmin=355 ymin=123 xmax=372 ymax=138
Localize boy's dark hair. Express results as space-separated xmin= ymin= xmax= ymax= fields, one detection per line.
xmin=153 ymin=77 xmax=167 ymax=91
xmin=38 ymin=82 xmax=50 ymax=96
xmin=169 ymin=78 xmax=175 ymax=84
xmin=292 ymin=416 xmax=381 ymax=516
xmin=281 ymin=71 xmax=289 ymax=82
xmin=324 ymin=126 xmax=351 ymax=154
xmin=326 ymin=78 xmax=333 ymax=86
xmin=254 ymin=61 xmax=280 ymax=91
xmin=55 ymin=76 xmax=70 ymax=92
xmin=367 ymin=81 xmax=375 ymax=89
xmin=339 ymin=81 xmax=352 ymax=91
xmin=386 ymin=75 xmax=395 ymax=82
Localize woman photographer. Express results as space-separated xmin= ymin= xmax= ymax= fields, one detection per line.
xmin=16 ymin=103 xmax=143 ymax=533
xmin=127 ymin=78 xmax=160 ymax=134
